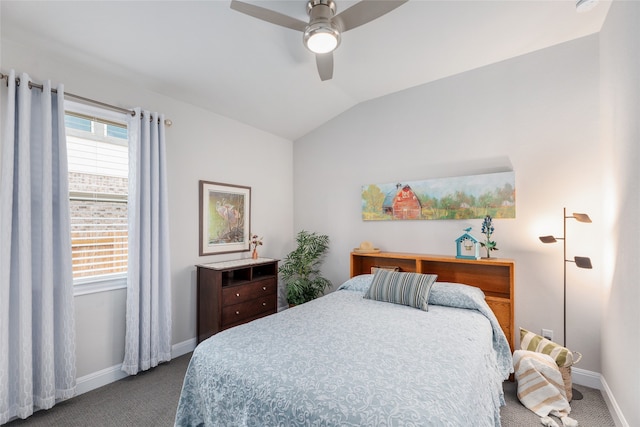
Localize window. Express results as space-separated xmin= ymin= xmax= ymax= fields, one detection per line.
xmin=65 ymin=102 xmax=129 ymax=294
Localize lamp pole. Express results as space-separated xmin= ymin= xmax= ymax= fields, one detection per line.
xmin=563 ymin=207 xmax=567 ymax=348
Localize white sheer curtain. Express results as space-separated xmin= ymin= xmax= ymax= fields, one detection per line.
xmin=0 ymin=70 xmax=76 ymax=423
xmin=122 ymin=108 xmax=172 ymax=375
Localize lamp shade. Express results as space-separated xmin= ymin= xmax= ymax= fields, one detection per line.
xmin=572 ymin=213 xmax=592 ymax=223
xmin=539 ymin=235 xmax=558 ymax=243
xmin=574 ymin=256 xmax=593 ymax=269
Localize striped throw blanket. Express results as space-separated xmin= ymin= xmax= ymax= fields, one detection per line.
xmin=513 ymin=350 xmax=578 ymax=427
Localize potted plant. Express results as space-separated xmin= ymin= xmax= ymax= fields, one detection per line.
xmin=279 ymin=230 xmax=331 ymax=306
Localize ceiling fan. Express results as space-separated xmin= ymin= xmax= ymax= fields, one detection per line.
xmin=230 ymin=0 xmax=408 ymax=81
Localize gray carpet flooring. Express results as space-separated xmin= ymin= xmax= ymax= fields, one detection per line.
xmin=5 ymin=353 xmax=191 ymax=427
xmin=501 ymin=381 xmax=615 ymax=426
xmin=5 ymin=352 xmax=615 ymax=426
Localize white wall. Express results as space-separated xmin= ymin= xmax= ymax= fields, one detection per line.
xmin=294 ymin=35 xmax=605 ymax=374
xmin=600 ymin=2 xmax=640 ymax=426
xmin=1 ymin=38 xmax=294 ymax=377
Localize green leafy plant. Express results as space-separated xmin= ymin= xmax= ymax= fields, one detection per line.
xmin=279 ymin=230 xmax=331 ymax=305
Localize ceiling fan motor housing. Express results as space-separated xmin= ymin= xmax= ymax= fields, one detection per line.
xmin=307 ymin=0 xmax=336 ymax=17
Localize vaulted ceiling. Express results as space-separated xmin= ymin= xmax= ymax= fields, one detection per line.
xmin=1 ymin=1 xmax=611 ymax=140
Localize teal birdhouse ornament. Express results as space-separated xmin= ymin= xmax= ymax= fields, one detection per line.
xmin=456 ymin=227 xmax=480 ymax=260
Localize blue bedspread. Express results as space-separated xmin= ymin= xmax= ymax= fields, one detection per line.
xmin=175 ymin=280 xmax=512 ymax=426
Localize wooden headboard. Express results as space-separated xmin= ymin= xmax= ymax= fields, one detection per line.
xmin=351 ymin=252 xmax=515 ymax=351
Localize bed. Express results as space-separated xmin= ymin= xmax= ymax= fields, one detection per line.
xmin=175 ymin=253 xmax=514 ymax=427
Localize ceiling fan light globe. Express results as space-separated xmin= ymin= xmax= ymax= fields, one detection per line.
xmin=304 ymin=25 xmax=340 ymax=54
xmin=576 ymin=0 xmax=598 ymax=13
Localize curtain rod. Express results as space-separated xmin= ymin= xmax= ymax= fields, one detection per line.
xmin=0 ymin=72 xmax=173 ymax=127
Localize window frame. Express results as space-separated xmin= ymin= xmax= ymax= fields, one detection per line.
xmin=64 ymin=100 xmax=130 ymax=296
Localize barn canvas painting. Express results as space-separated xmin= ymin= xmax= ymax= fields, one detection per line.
xmin=199 ymin=181 xmax=251 ymax=255
xmin=361 ymin=171 xmax=515 ymax=221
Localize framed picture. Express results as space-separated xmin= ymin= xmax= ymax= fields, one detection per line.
xmin=199 ymin=180 xmax=251 ymax=256
xmin=361 ymin=171 xmax=515 ymax=221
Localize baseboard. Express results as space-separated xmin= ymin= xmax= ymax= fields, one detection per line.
xmin=600 ymin=375 xmax=630 ymax=427
xmin=172 ymin=337 xmax=197 ymax=358
xmin=572 ymin=367 xmax=628 ymax=427
xmin=75 ymin=364 xmax=129 ymax=396
xmin=75 ymin=338 xmax=197 ymax=396
xmin=572 ymin=366 xmax=602 ymax=389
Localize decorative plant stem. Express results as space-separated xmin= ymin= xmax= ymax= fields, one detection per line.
xmin=250 ymin=234 xmax=263 ymax=258
xmin=480 ymin=215 xmax=498 ymax=258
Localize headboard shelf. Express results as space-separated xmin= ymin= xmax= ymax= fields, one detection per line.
xmin=351 ymin=251 xmax=515 ymax=351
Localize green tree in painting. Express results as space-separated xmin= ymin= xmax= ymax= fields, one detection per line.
xmin=362 ymin=185 xmax=386 ymax=213
xmin=498 ymin=183 xmax=515 ymax=205
xmin=439 ymin=194 xmax=456 ymax=219
xmin=478 ymin=191 xmax=495 ymax=215
xmin=419 ymin=194 xmax=438 ymax=219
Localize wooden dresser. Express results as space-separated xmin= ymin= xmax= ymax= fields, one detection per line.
xmin=196 ymin=258 xmax=278 ymax=344
xmin=350 ymin=252 xmax=515 ymax=352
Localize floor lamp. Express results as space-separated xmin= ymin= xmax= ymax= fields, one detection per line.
xmin=539 ymin=207 xmax=592 ymax=401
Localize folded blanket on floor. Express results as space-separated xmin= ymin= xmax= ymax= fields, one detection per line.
xmin=513 ymin=350 xmax=578 ymax=427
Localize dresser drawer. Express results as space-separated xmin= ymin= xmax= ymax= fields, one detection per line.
xmin=222 ymin=293 xmax=277 ymax=326
xmin=222 ymin=278 xmax=276 ymax=306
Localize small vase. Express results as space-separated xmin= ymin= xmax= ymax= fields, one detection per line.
xmin=486 ymin=249 xmax=491 ymax=259
xmin=252 ymin=248 xmax=258 ymax=259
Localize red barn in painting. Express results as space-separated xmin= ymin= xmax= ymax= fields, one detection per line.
xmin=386 ymin=184 xmax=421 ymax=219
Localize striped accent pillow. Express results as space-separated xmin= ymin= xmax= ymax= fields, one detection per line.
xmin=364 ymin=270 xmax=437 ymax=311
xmin=519 ymin=327 xmax=574 ymax=367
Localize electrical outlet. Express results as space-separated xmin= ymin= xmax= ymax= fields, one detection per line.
xmin=542 ymin=329 xmax=554 ymax=341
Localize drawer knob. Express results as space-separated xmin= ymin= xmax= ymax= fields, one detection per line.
xmin=235 ymin=311 xmax=240 ymax=315
xmin=262 ymin=302 xmax=267 ymax=306
xmin=262 ymin=286 xmax=267 ymax=291
xmin=236 ymin=293 xmax=240 ymax=297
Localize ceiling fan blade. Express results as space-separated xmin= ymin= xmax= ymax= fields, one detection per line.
xmin=334 ymin=0 xmax=408 ymax=32
xmin=230 ymin=0 xmax=307 ymax=32
xmin=316 ymin=53 xmax=334 ymax=81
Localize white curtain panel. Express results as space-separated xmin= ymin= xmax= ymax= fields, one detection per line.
xmin=122 ymin=108 xmax=172 ymax=375
xmin=0 ymin=70 xmax=76 ymax=423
